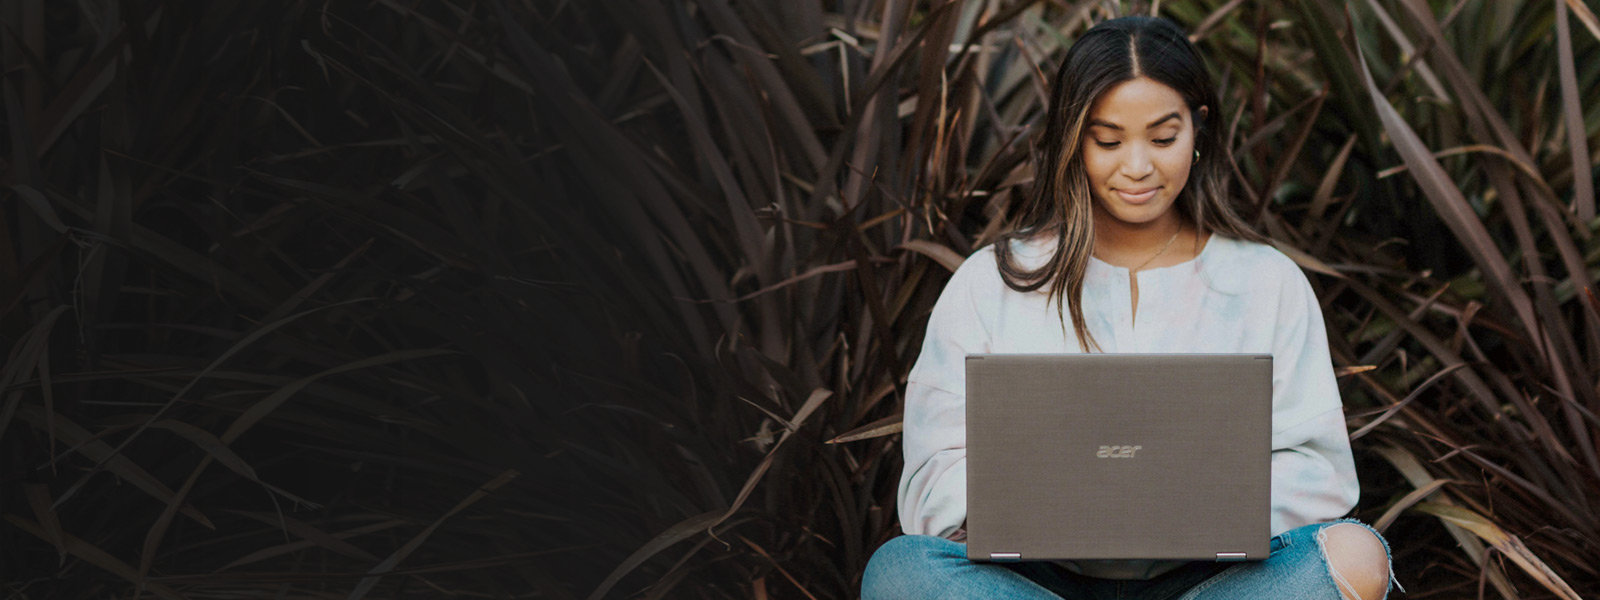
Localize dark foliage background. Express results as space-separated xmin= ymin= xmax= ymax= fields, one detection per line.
xmin=2 ymin=1 xmax=1598 ymax=598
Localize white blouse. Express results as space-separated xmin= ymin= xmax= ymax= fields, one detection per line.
xmin=897 ymin=234 xmax=1359 ymax=578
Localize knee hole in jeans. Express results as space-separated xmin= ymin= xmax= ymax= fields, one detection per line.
xmin=1316 ymin=523 xmax=1389 ymax=600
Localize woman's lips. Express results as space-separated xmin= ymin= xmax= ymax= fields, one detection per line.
xmin=1116 ymin=187 xmax=1159 ymax=203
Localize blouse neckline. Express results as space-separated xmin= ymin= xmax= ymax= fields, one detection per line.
xmin=1087 ymin=231 xmax=1220 ymax=278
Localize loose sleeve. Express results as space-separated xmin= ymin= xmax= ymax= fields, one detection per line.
xmin=897 ymin=258 xmax=992 ymax=538
xmin=1267 ymin=264 xmax=1360 ymax=534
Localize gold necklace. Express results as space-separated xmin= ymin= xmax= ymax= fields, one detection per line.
xmin=1130 ymin=226 xmax=1183 ymax=272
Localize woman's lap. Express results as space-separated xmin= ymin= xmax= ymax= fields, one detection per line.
xmin=1177 ymin=520 xmax=1394 ymax=600
xmin=862 ymin=520 xmax=1393 ymax=600
xmin=861 ymin=534 xmax=1062 ymax=599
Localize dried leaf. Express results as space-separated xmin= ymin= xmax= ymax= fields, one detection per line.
xmin=1306 ymin=136 xmax=1356 ymax=226
xmin=825 ymin=414 xmax=903 ymax=444
xmin=1564 ymin=0 xmax=1600 ymax=43
xmin=649 ymin=387 xmax=835 ymax=581
xmin=1270 ymin=240 xmax=1343 ymax=279
xmin=1333 ymin=365 xmax=1376 ymax=377
xmin=1349 ymin=362 xmax=1469 ymax=440
xmin=1374 ymin=446 xmax=1518 ymax=598
xmin=898 ymin=240 xmax=966 ymax=273
xmin=1372 ymin=479 xmax=1452 ymax=533
xmin=740 ymin=535 xmax=821 ymax=600
xmin=688 ymin=261 xmax=859 ymax=304
xmin=1413 ymin=502 xmax=1583 ymax=600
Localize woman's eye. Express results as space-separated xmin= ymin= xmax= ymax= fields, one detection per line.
xmin=1094 ymin=140 xmax=1120 ymax=149
xmin=1153 ymin=137 xmax=1177 ymax=146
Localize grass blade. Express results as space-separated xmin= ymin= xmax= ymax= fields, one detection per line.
xmin=711 ymin=389 xmax=833 ymax=529
xmin=23 ymin=483 xmax=65 ymax=565
xmin=1555 ymin=0 xmax=1594 ymax=222
xmin=1371 ymin=478 xmax=1452 ymax=533
xmin=585 ymin=510 xmax=724 ymax=600
xmin=216 ymin=518 xmax=401 ymax=571
xmin=14 ymin=405 xmax=213 ymax=528
xmin=1350 ymin=13 xmax=1542 ymax=362
xmin=5 ymin=514 xmax=189 ymax=600
xmin=53 ymin=299 xmax=375 ymax=510
xmin=1348 ymin=362 xmax=1469 ymax=440
xmin=1563 ymin=0 xmax=1600 ymax=42
xmin=1413 ymin=502 xmax=1583 ymax=600
xmin=10 ymin=184 xmax=68 ymax=233
xmin=146 ymin=420 xmax=317 ymax=507
xmin=221 ymin=348 xmax=456 ymax=444
xmin=1374 ymin=446 xmax=1518 ymax=598
xmin=898 ymin=240 xmax=966 ymax=273
xmin=825 ymin=413 xmax=903 ymax=445
xmin=347 ymin=469 xmax=518 ymax=600
xmin=0 ymin=304 xmax=66 ymax=447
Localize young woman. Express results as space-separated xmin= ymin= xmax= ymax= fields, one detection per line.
xmin=862 ymin=16 xmax=1395 ymax=600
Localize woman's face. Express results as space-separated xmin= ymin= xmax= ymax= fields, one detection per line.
xmin=1080 ymin=76 xmax=1203 ymax=230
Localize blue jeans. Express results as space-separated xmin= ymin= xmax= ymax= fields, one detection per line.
xmin=862 ymin=520 xmax=1393 ymax=599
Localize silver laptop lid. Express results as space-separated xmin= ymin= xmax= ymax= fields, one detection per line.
xmin=965 ymin=353 xmax=1272 ymax=562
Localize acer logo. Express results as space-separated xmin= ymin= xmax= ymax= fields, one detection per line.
xmin=1096 ymin=445 xmax=1142 ymax=458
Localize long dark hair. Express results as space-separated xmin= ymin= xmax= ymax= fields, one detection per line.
xmin=993 ymin=15 xmax=1261 ymax=352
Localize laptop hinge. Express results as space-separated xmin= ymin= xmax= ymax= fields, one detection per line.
xmin=990 ymin=552 xmax=1022 ymax=562
xmin=1215 ymin=552 xmax=1248 ymax=562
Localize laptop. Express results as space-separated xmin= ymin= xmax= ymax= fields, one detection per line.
xmin=964 ymin=353 xmax=1272 ymax=562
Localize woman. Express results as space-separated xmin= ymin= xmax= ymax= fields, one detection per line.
xmin=862 ymin=16 xmax=1396 ymax=600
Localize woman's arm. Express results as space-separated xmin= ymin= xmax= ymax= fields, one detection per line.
xmin=1270 ymin=408 xmax=1359 ymax=532
xmin=1267 ymin=263 xmax=1360 ymax=533
xmin=898 ymin=383 xmax=970 ymax=538
xmin=897 ymin=256 xmax=993 ymax=539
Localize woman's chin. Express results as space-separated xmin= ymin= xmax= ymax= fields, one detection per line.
xmin=1098 ymin=203 xmax=1177 ymax=228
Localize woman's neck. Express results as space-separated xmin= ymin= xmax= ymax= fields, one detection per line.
xmin=1091 ymin=209 xmax=1193 ymax=270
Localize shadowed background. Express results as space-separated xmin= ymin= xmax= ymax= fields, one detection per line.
xmin=2 ymin=1 xmax=1598 ymax=598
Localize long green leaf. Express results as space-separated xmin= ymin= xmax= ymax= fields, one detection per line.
xmin=1352 ymin=13 xmax=1540 ymax=356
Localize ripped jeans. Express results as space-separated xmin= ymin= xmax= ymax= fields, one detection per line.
xmin=862 ymin=520 xmax=1395 ymax=600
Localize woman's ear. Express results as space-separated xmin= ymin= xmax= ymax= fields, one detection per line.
xmin=1194 ymin=105 xmax=1209 ymax=130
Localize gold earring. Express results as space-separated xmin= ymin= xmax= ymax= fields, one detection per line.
xmin=1194 ymin=149 xmax=1200 ymax=161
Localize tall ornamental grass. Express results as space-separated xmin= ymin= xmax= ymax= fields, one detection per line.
xmin=2 ymin=1 xmax=1597 ymax=598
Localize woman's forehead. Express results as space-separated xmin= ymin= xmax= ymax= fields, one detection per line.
xmin=1087 ymin=77 xmax=1188 ymax=129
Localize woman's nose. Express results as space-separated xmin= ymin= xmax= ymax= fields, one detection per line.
xmin=1119 ymin=145 xmax=1155 ymax=179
